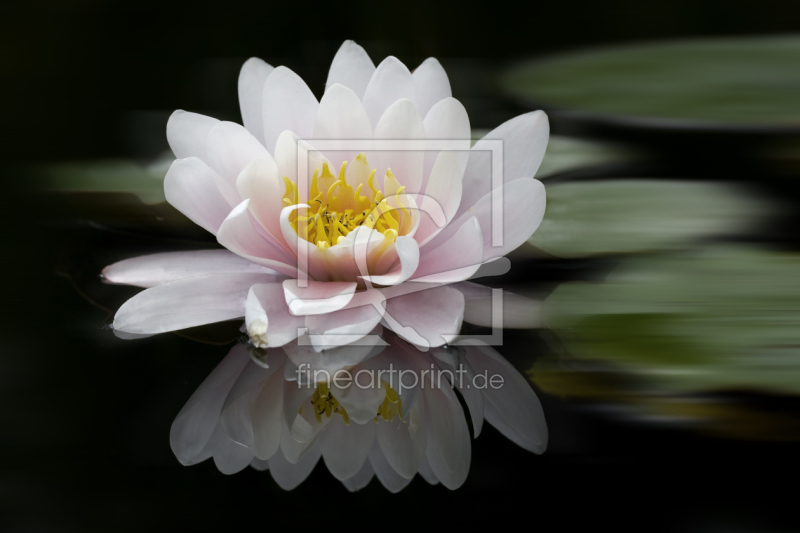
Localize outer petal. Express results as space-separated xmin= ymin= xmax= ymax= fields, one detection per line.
xmin=464 ymin=342 xmax=547 ymax=453
xmin=163 ymin=157 xmax=233 ymax=235
xmin=422 ymin=97 xmax=471 ymax=187
xmin=236 ymin=156 xmax=287 ymax=247
xmin=424 ymin=390 xmax=471 ymax=490
xmin=262 ymin=66 xmax=319 ymax=154
xmin=377 ymin=416 xmax=418 ymax=479
xmin=412 ymin=57 xmax=452 ymax=120
xmin=102 ymin=249 xmax=277 ymax=289
xmin=320 ymin=415 xmax=375 ymax=481
xmin=211 ymin=425 xmax=255 ymax=475
xmin=412 ymin=217 xmax=483 ymax=283
xmin=313 ymin=83 xmax=373 ymax=167
xmin=112 ymin=272 xmax=276 ymax=335
xmin=245 ymin=283 xmax=305 ymax=348
xmin=282 ymin=279 xmax=357 ymax=316
xmin=325 ymin=40 xmax=376 ymax=100
xmin=368 ymin=441 xmax=413 ymax=493
xmin=362 ymin=236 xmax=420 ymax=286
xmin=206 ymin=121 xmax=271 ymax=205
xmin=304 ymin=305 xmax=386 ymax=352
xmin=252 ymin=366 xmax=286 ymax=460
xmin=269 ymin=442 xmax=321 ymax=490
xmin=453 ymin=281 xmax=543 ymax=329
xmin=382 ymin=285 xmax=465 ymax=348
xmin=371 ymin=98 xmax=425 ymax=195
xmin=238 ymin=57 xmax=275 ymax=145
xmin=166 ymin=110 xmax=219 ymax=161
xmin=458 ymin=111 xmax=549 ymax=216
xmin=341 ymin=460 xmax=375 ymax=492
xmin=361 ymin=56 xmax=417 ymax=128
xmin=415 ymin=149 xmax=463 ymax=246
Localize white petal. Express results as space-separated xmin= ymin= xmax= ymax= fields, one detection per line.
xmin=320 ymin=415 xmax=375 ymax=481
xmin=382 ymin=285 xmax=465 ymax=348
xmin=112 ymin=273 xmax=274 ymax=335
xmin=269 ymin=442 xmax=321 ymax=490
xmin=423 ymin=384 xmax=464 ymax=473
xmin=424 ymin=394 xmax=471 ymax=490
xmin=340 ymin=460 xmax=375 ymax=492
xmin=313 ymin=83 xmax=373 ymax=166
xmin=252 ymin=367 xmax=286 ymax=460
xmin=211 ymin=425 xmax=255 ymax=475
xmin=325 ymin=40 xmax=376 ymax=100
xmin=361 ymin=56 xmax=417 ymax=128
xmin=362 ymin=236 xmax=420 ymax=286
xmin=330 ymin=365 xmax=387 ymax=425
xmin=163 ymin=157 xmax=233 ymax=234
xmin=262 ymin=66 xmax=319 ymax=153
xmin=417 ymin=456 xmax=439 ymax=485
xmin=166 ymin=110 xmax=219 ymax=160
xmin=415 ymin=149 xmax=464 ymax=246
xmin=368 ymin=441 xmax=413 ymax=493
xmin=206 ymin=121 xmax=271 ymax=203
xmin=103 ymin=250 xmax=276 ymax=289
xmin=236 ymin=156 xmax=287 ymax=246
xmin=458 ymin=111 xmax=549 ymax=215
xmin=238 ymin=57 xmax=275 ymax=146
xmin=453 ymin=281 xmax=543 ymax=329
xmin=376 ymin=416 xmax=418 ymax=479
xmin=422 ymin=97 xmax=471 ymax=190
xmin=282 ymin=279 xmax=357 ymax=316
xmin=245 ymin=283 xmax=305 ymax=348
xmin=412 ymin=57 xmax=452 ymax=120
xmin=371 ymin=98 xmax=425 ymax=194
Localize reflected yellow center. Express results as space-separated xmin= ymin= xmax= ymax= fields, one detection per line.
xmin=305 ymin=380 xmax=403 ymax=426
xmin=282 ymin=154 xmax=412 ymax=251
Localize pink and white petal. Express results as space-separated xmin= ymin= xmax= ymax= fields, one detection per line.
xmin=245 ymin=283 xmax=305 ymax=349
xmin=415 ymin=149 xmax=463 ymax=246
xmin=422 ymin=98 xmax=471 ymax=188
xmin=377 ymin=416 xmax=418 ymax=479
xmin=382 ymin=285 xmax=465 ymax=348
xmin=236 ymin=156 xmax=287 ymax=247
xmin=361 ymin=56 xmax=417 ymax=129
xmin=205 ymin=121 xmax=271 ymax=204
xmin=313 ymin=83 xmax=373 ymax=166
xmin=368 ymin=441 xmax=413 ymax=493
xmin=282 ymin=279 xmax=357 ymax=316
xmin=362 ymin=236 xmax=420 ymax=286
xmin=341 ymin=460 xmax=375 ymax=492
xmin=279 ymin=204 xmax=330 ymax=281
xmin=304 ymin=303 xmax=386 ymax=352
xmin=238 ymin=57 xmax=275 ymax=146
xmin=463 ymin=342 xmax=547 ymax=453
xmin=269 ymin=441 xmax=321 ymax=490
xmin=422 ymin=384 xmax=464 ymax=473
xmin=424 ymin=391 xmax=471 ymax=490
xmin=282 ymin=326 xmax=386 ymax=375
xmin=262 ymin=66 xmax=319 ymax=154
xmin=102 ymin=249 xmax=278 ymax=289
xmin=164 ymin=157 xmax=233 ymax=234
xmin=170 ymin=344 xmax=250 ymax=465
xmin=371 ymin=98 xmax=425 ymax=195
xmin=252 ymin=367 xmax=286 ymax=460
xmin=458 ymin=111 xmax=549 ymax=216
xmin=166 ymin=110 xmax=219 ymax=161
xmin=217 ymin=200 xmax=299 ymax=278
xmin=320 ymin=415 xmax=375 ymax=481
xmin=211 ymin=425 xmax=255 ymax=475
xmin=428 ymin=177 xmax=546 ymax=262
xmin=112 ymin=272 xmax=274 ymax=335
xmin=412 ymin=57 xmax=452 ymax=120
xmin=412 ymin=217 xmax=482 ymax=283
xmin=453 ymin=281 xmax=543 ymax=329
xmin=325 ymin=40 xmax=376 ymax=100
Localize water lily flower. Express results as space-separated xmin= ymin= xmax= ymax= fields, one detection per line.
xmin=171 ymin=333 xmax=547 ymax=491
xmin=104 ymin=40 xmax=548 ymax=349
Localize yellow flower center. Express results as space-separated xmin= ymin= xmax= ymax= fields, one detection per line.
xmin=282 ymin=154 xmax=413 ymax=251
xmin=306 ymin=380 xmax=403 ymax=426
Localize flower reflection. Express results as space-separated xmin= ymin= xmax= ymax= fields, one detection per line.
xmin=172 ymin=333 xmax=547 ymax=491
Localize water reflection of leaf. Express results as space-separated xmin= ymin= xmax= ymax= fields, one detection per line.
xmin=528 ymin=180 xmax=768 ymax=258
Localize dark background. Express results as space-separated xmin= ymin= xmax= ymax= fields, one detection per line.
xmin=3 ymin=0 xmax=800 ymax=530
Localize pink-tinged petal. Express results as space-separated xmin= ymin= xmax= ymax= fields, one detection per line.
xmin=279 ymin=204 xmax=330 ymax=281
xmin=463 ymin=342 xmax=547 ymax=453
xmin=282 ymin=279 xmax=357 ymax=316
xmin=236 ymin=156 xmax=287 ymax=248
xmin=245 ymin=283 xmax=305 ymax=348
xmin=377 ymin=416 xmax=418 ymax=479
xmin=304 ymin=305 xmax=386 ymax=352
xmin=453 ymin=281 xmax=543 ymax=329
xmin=320 ymin=415 xmax=375 ymax=481
xmin=313 ymin=83 xmax=373 ymax=166
xmin=325 ymin=40 xmax=376 ymax=100
xmin=269 ymin=441 xmax=321 ymax=490
xmin=166 ymin=110 xmax=219 ymax=160
xmin=415 ymin=149 xmax=463 ymax=246
xmin=427 ymin=177 xmax=546 ymax=262
xmin=170 ymin=344 xmax=250 ymax=465
xmin=362 ymin=236 xmax=420 ymax=286
xmin=163 ymin=157 xmax=234 ymax=234
xmin=412 ymin=217 xmax=482 ymax=283
xmin=102 ymin=249 xmax=278 ymax=289
xmin=262 ymin=66 xmax=319 ymax=154
xmin=112 ymin=272 xmax=273 ymax=335
xmin=423 ymin=383 xmax=464 ymax=473
xmin=341 ymin=460 xmax=375 ymax=492
xmin=383 ymin=285 xmax=465 ymax=348
xmin=368 ymin=441 xmax=413 ymax=493
xmin=238 ymin=57 xmax=275 ymax=146
xmin=252 ymin=366 xmax=286 ymax=460
xmin=371 ymin=98 xmax=425 ymax=194
xmin=206 ymin=121 xmax=271 ymax=205
xmin=422 ymin=98 xmax=471 ymax=190
xmin=217 ymin=200 xmax=299 ymax=278
xmin=210 ymin=425 xmax=255 ymax=475
xmin=284 ymin=325 xmax=386 ymax=376
xmin=458 ymin=111 xmax=549 ymax=216
xmin=412 ymin=57 xmax=452 ymax=120
xmin=361 ymin=56 xmax=417 ymax=129
xmin=424 ymin=388 xmax=471 ymax=490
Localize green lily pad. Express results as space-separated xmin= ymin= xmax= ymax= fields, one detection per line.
xmin=542 ymin=246 xmax=800 ymax=395
xmin=528 ymin=179 xmax=767 ymax=258
xmin=502 ymin=36 xmax=800 ymax=128
xmin=37 ymin=152 xmax=173 ymax=204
